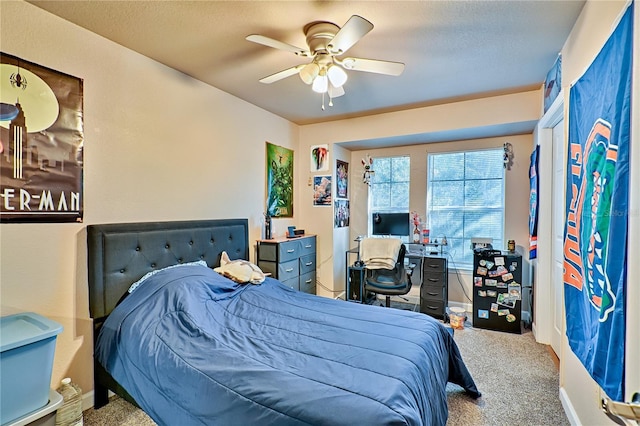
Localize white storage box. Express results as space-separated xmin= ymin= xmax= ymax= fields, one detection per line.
xmin=0 ymin=313 xmax=63 ymax=425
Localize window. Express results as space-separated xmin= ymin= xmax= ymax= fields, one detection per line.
xmin=427 ymin=149 xmax=505 ymax=268
xmin=369 ymin=156 xmax=410 ymax=234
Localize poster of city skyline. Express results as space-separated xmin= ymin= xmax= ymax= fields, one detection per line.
xmin=0 ymin=52 xmax=84 ymax=222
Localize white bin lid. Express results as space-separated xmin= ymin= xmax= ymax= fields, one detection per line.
xmin=0 ymin=312 xmax=63 ymax=353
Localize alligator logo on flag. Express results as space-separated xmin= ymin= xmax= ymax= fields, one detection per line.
xmin=563 ymin=3 xmax=632 ymax=403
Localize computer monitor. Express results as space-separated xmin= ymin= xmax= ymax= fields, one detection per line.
xmin=371 ymin=212 xmax=410 ymax=237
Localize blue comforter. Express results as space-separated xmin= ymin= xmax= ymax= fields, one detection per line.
xmin=96 ymin=265 xmax=479 ymax=426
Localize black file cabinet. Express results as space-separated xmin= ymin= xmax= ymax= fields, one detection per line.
xmin=420 ymin=255 xmax=448 ymax=319
xmin=257 ymin=235 xmax=316 ymax=294
xmin=346 ymin=265 xmax=366 ymax=303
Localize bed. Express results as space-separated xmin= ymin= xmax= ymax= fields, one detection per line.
xmin=87 ymin=219 xmax=480 ymax=426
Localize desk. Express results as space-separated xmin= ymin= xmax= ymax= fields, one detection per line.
xmin=345 ymin=247 xmax=448 ymax=318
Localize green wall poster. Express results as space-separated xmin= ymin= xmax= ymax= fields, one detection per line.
xmin=266 ymin=142 xmax=293 ymax=218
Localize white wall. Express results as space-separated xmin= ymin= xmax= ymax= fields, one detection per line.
xmin=0 ymin=0 xmax=298 ymax=397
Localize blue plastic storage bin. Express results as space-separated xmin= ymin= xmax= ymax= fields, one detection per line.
xmin=0 ymin=312 xmax=63 ymax=425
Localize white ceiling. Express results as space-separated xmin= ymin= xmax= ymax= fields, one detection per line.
xmin=27 ymin=0 xmax=585 ymax=145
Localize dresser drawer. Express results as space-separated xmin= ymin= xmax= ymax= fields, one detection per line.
xmin=421 ymin=284 xmax=445 ymax=301
xmin=278 ymin=240 xmax=302 ymax=263
xmin=422 ymin=270 xmax=445 ymax=286
xmin=257 ymin=260 xmax=276 ymax=276
xmin=299 ymin=236 xmax=316 ymax=256
xmin=299 ymin=271 xmax=316 ymax=294
xmin=278 ymin=259 xmax=299 ymax=281
xmin=423 ymin=257 xmax=446 ymax=273
xmin=281 ymin=276 xmax=299 ymax=291
xmin=258 ymin=244 xmax=278 ymax=262
xmin=299 ymin=253 xmax=316 ymax=275
xmin=420 ymin=299 xmax=446 ymax=318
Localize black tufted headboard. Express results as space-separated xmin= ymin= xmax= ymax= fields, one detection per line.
xmin=87 ymin=218 xmax=249 ymax=321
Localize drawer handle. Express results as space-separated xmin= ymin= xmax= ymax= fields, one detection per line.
xmin=287 ymin=249 xmax=295 ymax=253
xmin=285 ymin=268 xmax=294 ymax=272
xmin=427 ymin=278 xmax=439 ymax=282
xmin=427 ymin=291 xmax=439 ymax=296
xmin=304 ymin=244 xmax=312 ymax=248
xmin=305 ymin=262 xmax=313 ymax=266
xmin=426 ymin=305 xmax=439 ymax=310
xmin=427 ymin=264 xmax=440 ymax=269
xmin=305 ymin=279 xmax=312 ymax=283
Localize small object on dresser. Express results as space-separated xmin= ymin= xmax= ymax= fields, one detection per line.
xmin=293 ymin=229 xmax=305 ymax=236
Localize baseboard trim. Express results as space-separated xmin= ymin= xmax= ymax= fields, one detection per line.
xmin=83 ymin=390 xmax=95 ymax=411
xmin=559 ymin=386 xmax=580 ymax=425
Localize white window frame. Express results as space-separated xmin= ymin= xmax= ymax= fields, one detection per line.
xmin=426 ymin=148 xmax=505 ymax=270
xmin=368 ymin=155 xmax=411 ymax=235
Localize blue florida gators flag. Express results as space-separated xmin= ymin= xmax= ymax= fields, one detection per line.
xmin=563 ymin=3 xmax=632 ymax=402
xmin=529 ymin=145 xmax=539 ymax=260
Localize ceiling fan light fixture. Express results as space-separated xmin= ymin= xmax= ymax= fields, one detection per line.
xmin=312 ymin=70 xmax=328 ymax=93
xmin=327 ymin=64 xmax=347 ymax=88
xmin=328 ymin=83 xmax=345 ymax=98
xmin=299 ymin=63 xmax=319 ymax=85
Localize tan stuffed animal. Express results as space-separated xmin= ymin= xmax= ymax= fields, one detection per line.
xmin=214 ymin=251 xmax=265 ymax=284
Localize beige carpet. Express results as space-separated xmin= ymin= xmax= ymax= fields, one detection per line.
xmin=83 ymin=325 xmax=567 ymax=426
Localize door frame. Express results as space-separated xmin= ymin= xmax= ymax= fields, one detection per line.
xmin=532 ymin=92 xmax=564 ymax=345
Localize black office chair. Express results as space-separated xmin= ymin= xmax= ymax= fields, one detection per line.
xmin=362 ymin=240 xmax=413 ymax=307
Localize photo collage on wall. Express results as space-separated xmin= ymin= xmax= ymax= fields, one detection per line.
xmin=311 ymin=144 xmax=331 ymax=207
xmin=334 ymin=159 xmax=349 ymax=228
xmin=309 ymin=144 xmax=349 ymax=227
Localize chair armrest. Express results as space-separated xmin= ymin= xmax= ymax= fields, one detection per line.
xmin=406 ymin=263 xmax=416 ymax=276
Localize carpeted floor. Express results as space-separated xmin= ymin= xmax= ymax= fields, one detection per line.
xmin=83 ymin=319 xmax=568 ymax=426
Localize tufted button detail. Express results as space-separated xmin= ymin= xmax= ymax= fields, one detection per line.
xmin=165 ymin=244 xmax=170 ymax=249
xmin=120 ymin=269 xmax=125 ymax=273
xmin=178 ymin=258 xmax=183 ymax=263
xmin=136 ymin=247 xmax=140 ymax=251
xmin=200 ymin=255 xmax=205 ymax=259
xmin=189 ymin=241 xmax=194 ymax=245
xmin=151 ymin=263 xmax=156 ymax=268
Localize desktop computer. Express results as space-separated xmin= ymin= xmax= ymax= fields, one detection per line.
xmin=347 ymin=266 xmax=366 ymax=303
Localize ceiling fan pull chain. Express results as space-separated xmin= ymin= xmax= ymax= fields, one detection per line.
xmin=321 ymin=92 xmax=325 ymax=110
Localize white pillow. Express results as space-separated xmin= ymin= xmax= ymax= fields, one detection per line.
xmin=128 ymin=260 xmax=208 ymax=293
xmin=214 ymin=251 xmax=265 ymax=284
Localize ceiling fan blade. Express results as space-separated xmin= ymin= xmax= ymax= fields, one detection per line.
xmin=246 ymin=34 xmax=311 ymax=57
xmin=258 ymin=65 xmax=303 ymax=84
xmin=327 ymin=15 xmax=373 ymax=55
xmin=339 ymin=57 xmax=405 ymax=76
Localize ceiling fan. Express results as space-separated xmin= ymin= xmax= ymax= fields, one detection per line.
xmin=246 ymin=15 xmax=405 ymax=103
